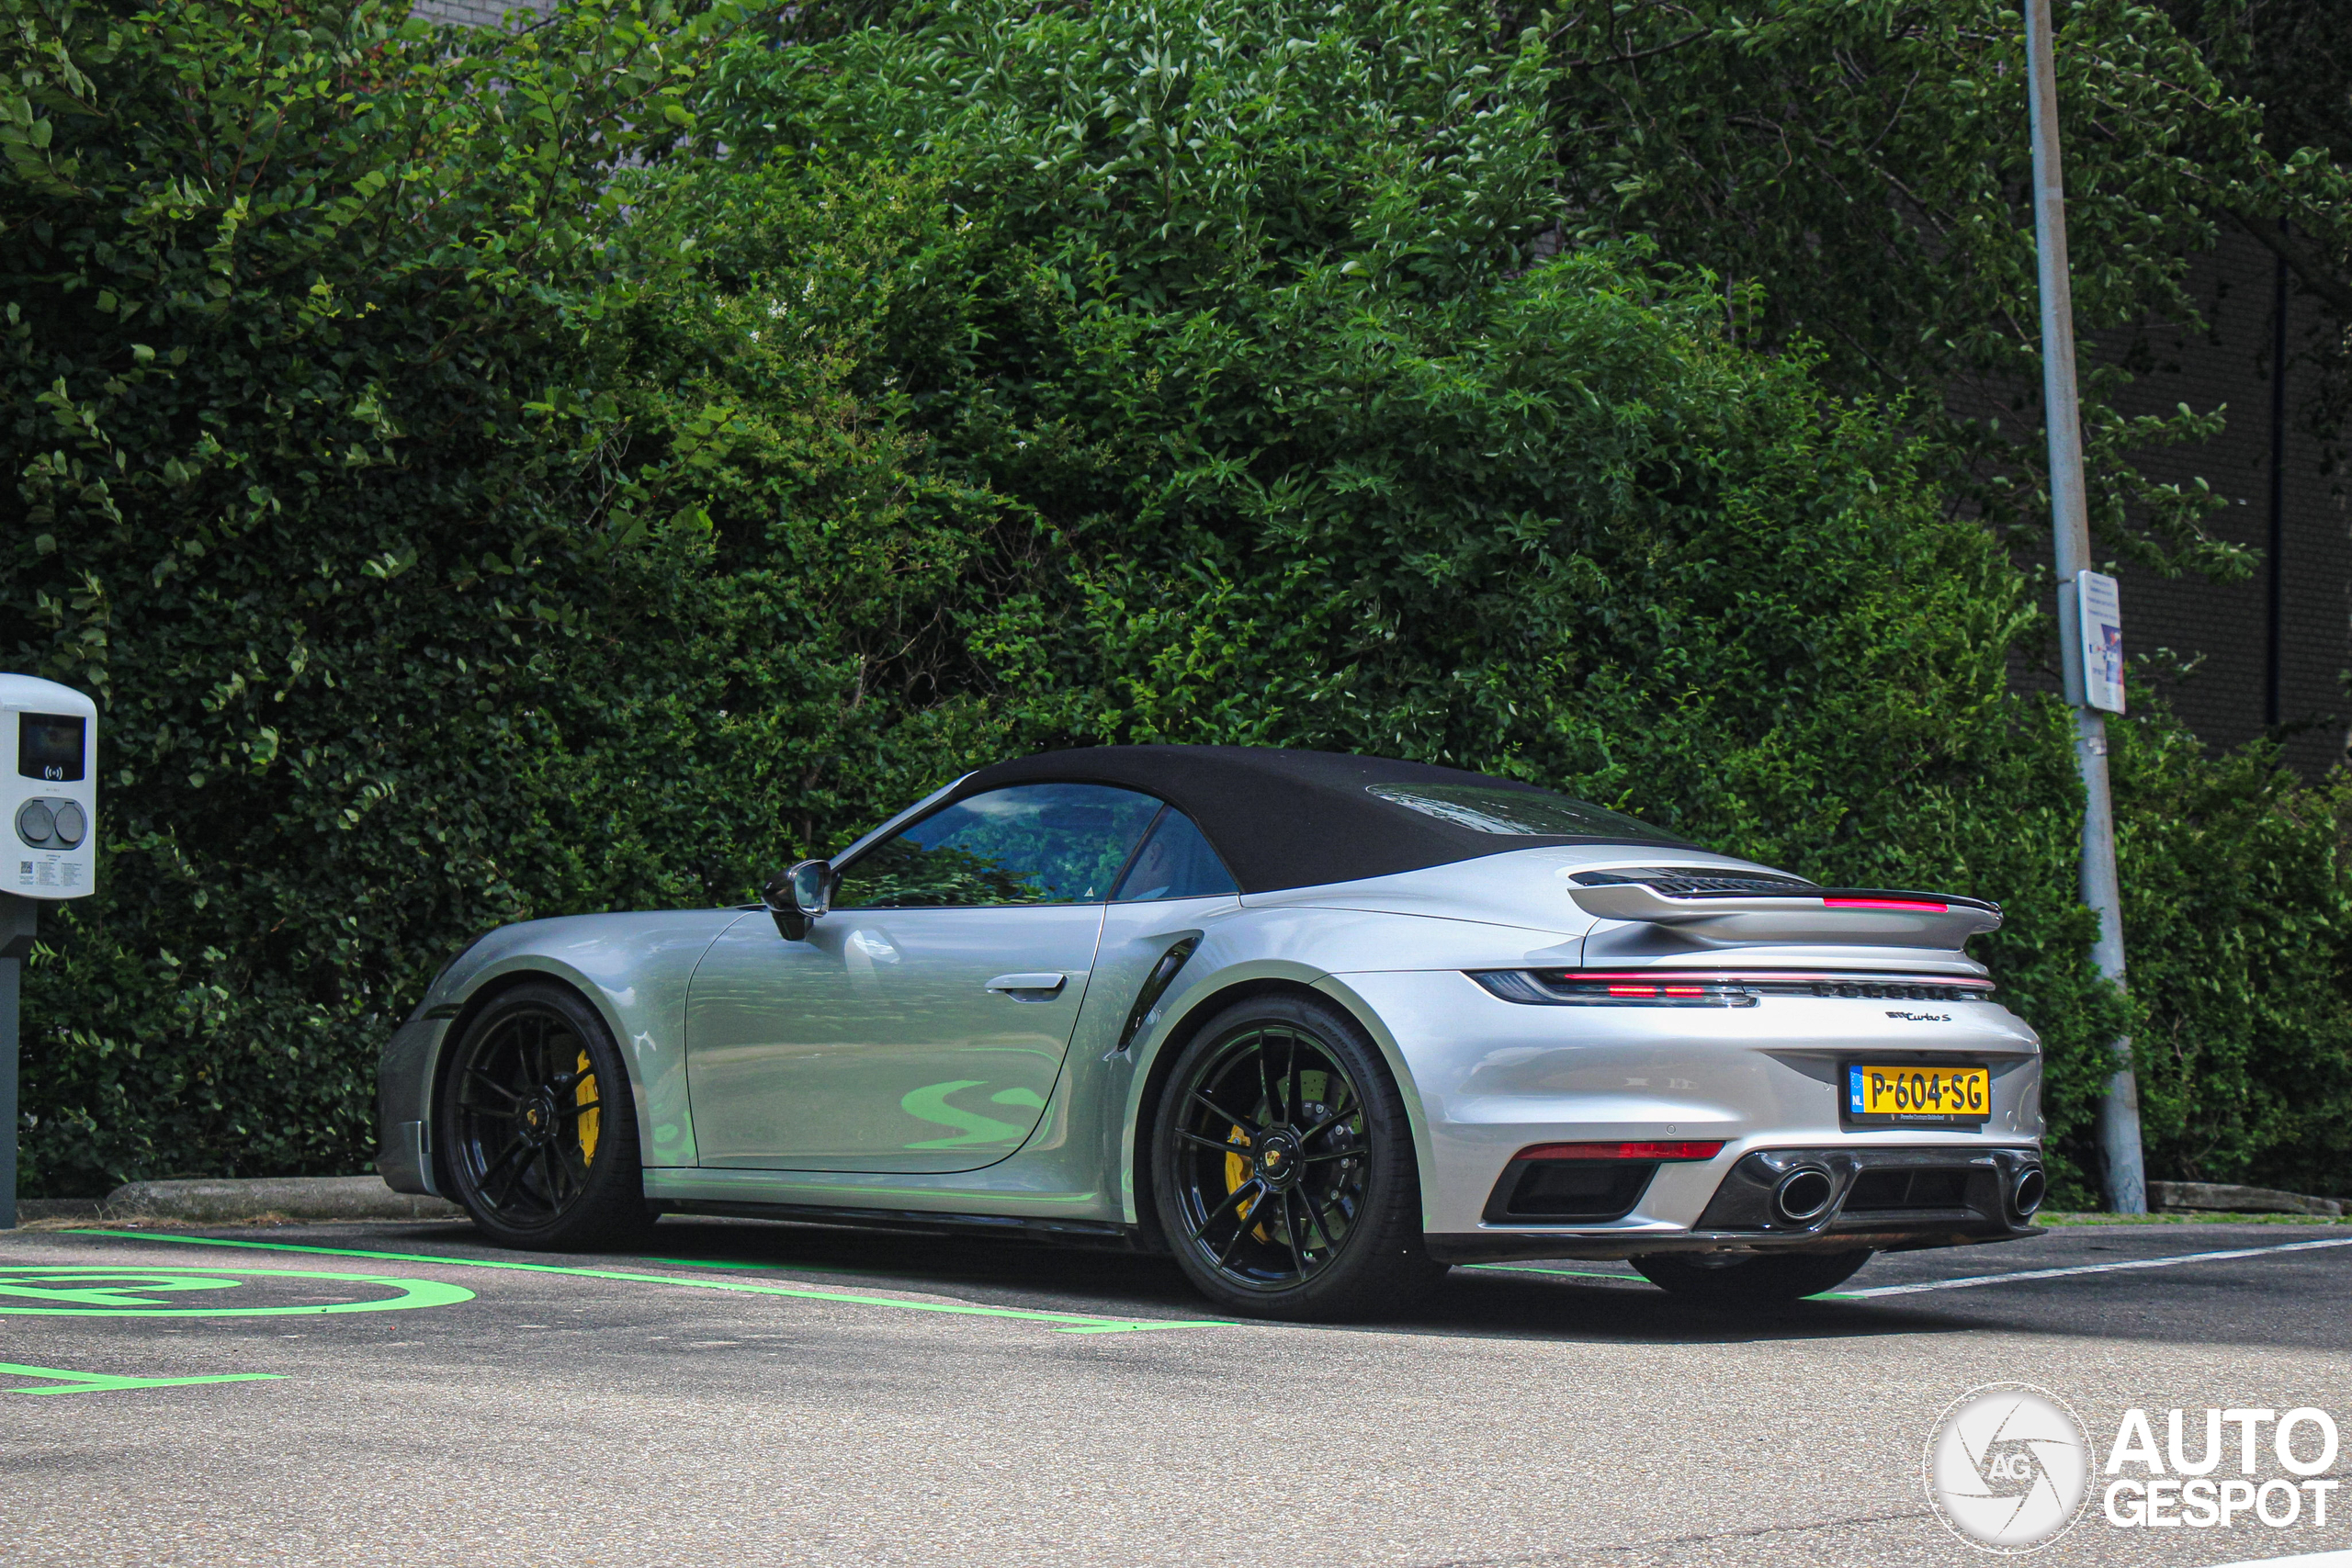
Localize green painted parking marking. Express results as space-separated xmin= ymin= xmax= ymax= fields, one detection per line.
xmin=0 ymin=1266 xmax=475 ymax=1318
xmin=644 ymin=1257 xmax=864 ymax=1276
xmin=0 ymin=1360 xmax=283 ymax=1396
xmin=74 ymin=1233 xmax=1229 ymax=1335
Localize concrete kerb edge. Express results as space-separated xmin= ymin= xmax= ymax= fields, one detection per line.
xmin=2147 ymin=1179 xmax=2345 ymax=1218
xmin=13 ymin=1175 xmax=463 ymax=1228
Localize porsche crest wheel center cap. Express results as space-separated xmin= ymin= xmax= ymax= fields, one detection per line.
xmin=1254 ymin=1132 xmax=1302 ymax=1190
xmin=521 ymin=1096 xmax=557 ymax=1146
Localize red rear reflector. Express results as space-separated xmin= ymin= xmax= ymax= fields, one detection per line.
xmin=1512 ymin=1141 xmax=1724 ymax=1163
xmin=1606 ymin=984 xmax=1657 ymax=998
xmin=1823 ymin=897 xmax=1948 ymax=911
xmin=1662 ymin=985 xmax=1705 ymax=997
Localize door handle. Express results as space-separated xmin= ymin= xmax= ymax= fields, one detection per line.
xmin=985 ymin=973 xmax=1068 ymax=998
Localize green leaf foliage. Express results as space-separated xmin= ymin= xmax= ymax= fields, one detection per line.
xmin=2 ymin=0 xmax=2345 ymax=1205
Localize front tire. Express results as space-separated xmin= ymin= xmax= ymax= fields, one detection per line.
xmin=1150 ymin=994 xmax=1444 ymax=1320
xmin=435 ymin=980 xmax=657 ymax=1251
xmin=1631 ymin=1247 xmax=1872 ymax=1303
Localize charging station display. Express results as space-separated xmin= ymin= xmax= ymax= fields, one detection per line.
xmin=2 ymin=676 xmax=97 ymax=900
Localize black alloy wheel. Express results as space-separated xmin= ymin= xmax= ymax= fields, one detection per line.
xmin=1631 ymin=1247 xmax=1873 ymax=1303
xmin=1151 ymin=994 xmax=1444 ymax=1319
xmin=436 ymin=981 xmax=656 ymax=1251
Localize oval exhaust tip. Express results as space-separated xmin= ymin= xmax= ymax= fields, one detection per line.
xmin=2013 ymin=1168 xmax=2047 ymax=1217
xmin=1773 ymin=1168 xmax=1836 ymax=1224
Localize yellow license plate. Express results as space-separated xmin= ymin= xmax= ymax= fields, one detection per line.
xmin=1847 ymin=1064 xmax=1990 ymax=1122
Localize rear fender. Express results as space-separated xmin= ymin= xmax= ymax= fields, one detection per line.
xmin=1116 ymin=956 xmax=1433 ymax=1235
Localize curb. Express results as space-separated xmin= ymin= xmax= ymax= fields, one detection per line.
xmin=18 ymin=1175 xmax=464 ymax=1226
xmin=2149 ymin=1180 xmax=2343 ymax=1218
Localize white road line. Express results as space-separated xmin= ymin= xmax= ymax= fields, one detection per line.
xmin=1841 ymin=1235 xmax=2352 ymax=1298
xmin=2194 ymin=1552 xmax=2352 ymax=1568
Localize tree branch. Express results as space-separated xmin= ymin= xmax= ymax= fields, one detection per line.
xmin=1561 ymin=28 xmax=1711 ymax=71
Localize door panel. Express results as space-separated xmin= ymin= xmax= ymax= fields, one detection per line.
xmin=684 ymin=905 xmax=1106 ymax=1173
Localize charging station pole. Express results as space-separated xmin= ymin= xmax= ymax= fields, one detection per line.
xmin=0 ymin=671 xmax=100 ymax=1231
xmin=0 ymin=895 xmax=29 ymax=1229
xmin=2024 ymin=0 xmax=2146 ymax=1213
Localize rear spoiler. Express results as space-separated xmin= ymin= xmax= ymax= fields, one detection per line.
xmin=1567 ymin=871 xmax=2000 ymax=949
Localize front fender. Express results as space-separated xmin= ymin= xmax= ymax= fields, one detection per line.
xmin=382 ymin=909 xmax=750 ymax=1185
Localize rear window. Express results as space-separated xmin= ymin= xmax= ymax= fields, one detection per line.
xmin=1364 ymin=783 xmax=1679 ymax=841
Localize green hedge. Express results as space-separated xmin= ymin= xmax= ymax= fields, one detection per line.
xmin=4 ymin=0 xmax=2346 ymax=1205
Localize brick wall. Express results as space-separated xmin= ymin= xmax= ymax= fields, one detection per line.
xmin=2099 ymin=228 xmax=2347 ymax=777
xmin=1962 ymin=227 xmax=2347 ymax=777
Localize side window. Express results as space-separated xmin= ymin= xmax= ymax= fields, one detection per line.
xmin=1110 ymin=808 xmax=1238 ymax=902
xmin=832 ymin=784 xmax=1162 ymax=908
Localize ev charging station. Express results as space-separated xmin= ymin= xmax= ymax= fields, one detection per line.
xmin=0 ymin=673 xmax=97 ymax=1229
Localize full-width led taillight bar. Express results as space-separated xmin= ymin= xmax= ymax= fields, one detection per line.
xmin=1470 ymin=971 xmax=1758 ymax=1007
xmin=1511 ymin=1141 xmax=1725 ymax=1162
xmin=1469 ymin=970 xmax=1996 ymax=1006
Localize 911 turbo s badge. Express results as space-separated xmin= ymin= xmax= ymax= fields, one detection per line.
xmin=1885 ymin=1010 xmax=1953 ymax=1022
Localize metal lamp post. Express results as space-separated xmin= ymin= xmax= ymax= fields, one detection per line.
xmin=2023 ymin=0 xmax=2146 ymax=1213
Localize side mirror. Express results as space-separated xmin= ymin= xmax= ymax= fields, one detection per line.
xmin=763 ymin=859 xmax=832 ymax=942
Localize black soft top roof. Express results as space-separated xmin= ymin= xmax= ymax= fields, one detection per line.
xmin=947 ymin=745 xmax=1697 ymax=895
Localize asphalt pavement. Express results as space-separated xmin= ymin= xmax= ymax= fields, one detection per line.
xmin=1 ymin=1214 xmax=2347 ymax=1567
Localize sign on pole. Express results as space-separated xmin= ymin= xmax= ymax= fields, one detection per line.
xmin=2075 ymin=571 xmax=2124 ymax=716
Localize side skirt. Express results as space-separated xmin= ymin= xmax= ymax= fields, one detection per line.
xmin=659 ymin=1198 xmax=1151 ymax=1253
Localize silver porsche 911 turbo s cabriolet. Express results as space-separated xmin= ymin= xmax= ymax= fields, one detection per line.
xmin=379 ymin=746 xmax=2043 ymax=1318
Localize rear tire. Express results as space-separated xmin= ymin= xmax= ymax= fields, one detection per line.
xmin=435 ymin=981 xmax=657 ymax=1252
xmin=1631 ymin=1247 xmax=1871 ymax=1303
xmin=1149 ymin=994 xmax=1445 ymax=1320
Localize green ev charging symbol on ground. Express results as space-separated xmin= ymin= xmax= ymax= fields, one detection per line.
xmin=0 ymin=1267 xmax=475 ymax=1317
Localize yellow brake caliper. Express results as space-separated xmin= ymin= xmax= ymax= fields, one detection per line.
xmin=1223 ymin=1125 xmax=1270 ymax=1240
xmin=576 ymin=1052 xmax=600 ymax=1166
